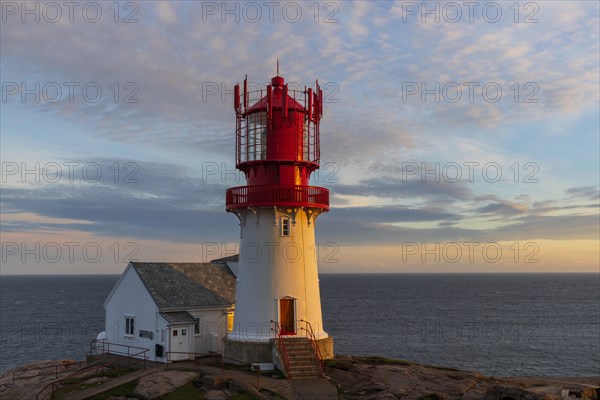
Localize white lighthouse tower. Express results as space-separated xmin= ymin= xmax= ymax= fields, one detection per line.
xmin=224 ymin=68 xmax=333 ymax=374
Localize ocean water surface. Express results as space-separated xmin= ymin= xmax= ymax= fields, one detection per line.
xmin=1 ymin=273 xmax=598 ymax=376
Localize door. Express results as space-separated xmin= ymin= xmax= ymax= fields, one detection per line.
xmin=169 ymin=326 xmax=191 ymax=361
xmin=279 ymin=298 xmax=296 ymax=335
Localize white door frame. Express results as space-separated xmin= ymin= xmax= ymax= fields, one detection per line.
xmin=168 ymin=324 xmax=193 ymax=361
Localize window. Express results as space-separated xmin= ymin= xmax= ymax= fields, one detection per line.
xmin=246 ymin=111 xmax=267 ymax=161
xmin=227 ymin=311 xmax=234 ymax=333
xmin=125 ymin=317 xmax=135 ymax=336
xmin=194 ymin=318 xmax=200 ymax=335
xmin=181 ymin=329 xmax=187 ymax=335
xmin=281 ymin=217 xmax=290 ymax=236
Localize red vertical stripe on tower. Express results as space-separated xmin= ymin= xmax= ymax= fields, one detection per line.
xmin=267 ymin=85 xmax=272 ymax=121
xmin=243 ymin=77 xmax=248 ymax=111
xmin=234 ymin=84 xmax=240 ymax=111
xmin=282 ymin=85 xmax=288 ymax=118
xmin=307 ymin=88 xmax=313 ymax=121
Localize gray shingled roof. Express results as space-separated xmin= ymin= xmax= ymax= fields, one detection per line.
xmin=160 ymin=311 xmax=196 ymax=324
xmin=131 ymin=262 xmax=235 ymax=310
xmin=211 ymin=254 xmax=239 ymax=263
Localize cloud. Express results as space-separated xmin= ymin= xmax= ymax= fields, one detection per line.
xmin=2 ymin=157 xmax=597 ymax=258
xmin=328 ymin=205 xmax=461 ymax=224
xmin=565 ymin=186 xmax=600 ymax=201
xmin=1 ymin=1 xmax=598 ymax=272
xmin=476 ymin=201 xmax=529 ymax=217
xmin=0 ymin=159 xmax=238 ymax=243
xmin=3 ymin=0 xmax=597 ymax=159
xmin=333 ymin=177 xmax=472 ymax=202
xmin=156 ymin=2 xmax=179 ymax=25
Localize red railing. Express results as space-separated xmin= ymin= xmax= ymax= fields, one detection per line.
xmin=271 ymin=320 xmax=291 ymax=379
xmin=226 ymin=185 xmax=329 ymax=210
xmin=300 ymin=319 xmax=324 ymax=377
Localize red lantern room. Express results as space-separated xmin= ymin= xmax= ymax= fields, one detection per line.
xmin=225 ymin=70 xmax=329 ymax=211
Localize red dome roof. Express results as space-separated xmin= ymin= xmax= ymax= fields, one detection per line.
xmin=246 ymin=76 xmax=305 ymax=114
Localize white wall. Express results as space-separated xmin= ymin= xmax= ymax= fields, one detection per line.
xmin=228 ymin=207 xmax=328 ymax=342
xmin=104 ymin=264 xmax=163 ymax=362
xmin=190 ymin=309 xmax=230 ymax=354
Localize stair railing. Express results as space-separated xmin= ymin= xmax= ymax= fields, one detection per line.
xmin=270 ymin=320 xmax=291 ymax=378
xmin=300 ymin=319 xmax=324 ymax=377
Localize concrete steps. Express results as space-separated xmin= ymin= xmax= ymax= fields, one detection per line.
xmin=276 ymin=338 xmax=322 ymax=379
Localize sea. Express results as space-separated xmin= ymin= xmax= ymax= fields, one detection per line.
xmin=1 ymin=274 xmax=598 ymax=377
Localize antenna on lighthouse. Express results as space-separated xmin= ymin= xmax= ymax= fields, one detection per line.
xmin=276 ymin=58 xmax=280 ymax=76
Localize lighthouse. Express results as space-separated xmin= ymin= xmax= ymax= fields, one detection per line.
xmin=224 ymin=67 xmax=333 ymax=370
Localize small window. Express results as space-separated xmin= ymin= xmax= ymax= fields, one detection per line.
xmin=181 ymin=329 xmax=187 ymax=336
xmin=194 ymin=318 xmax=200 ymax=334
xmin=173 ymin=329 xmax=178 ymax=336
xmin=125 ymin=317 xmax=135 ymax=335
xmin=281 ymin=217 xmax=290 ymax=236
xmin=227 ymin=312 xmax=234 ymax=333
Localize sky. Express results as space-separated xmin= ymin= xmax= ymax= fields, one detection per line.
xmin=1 ymin=0 xmax=599 ymax=274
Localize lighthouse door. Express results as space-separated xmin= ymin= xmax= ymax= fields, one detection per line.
xmin=279 ymin=298 xmax=296 ymax=335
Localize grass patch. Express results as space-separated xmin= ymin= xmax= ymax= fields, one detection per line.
xmin=259 ymin=388 xmax=287 ymax=399
xmin=87 ymin=380 xmax=140 ymax=400
xmin=229 ymin=393 xmax=262 ymax=400
xmin=52 ymin=365 xmax=139 ymax=397
xmin=161 ymin=381 xmax=205 ymax=400
xmin=223 ymin=362 xmax=253 ymax=371
xmin=324 ymin=359 xmax=353 ymax=370
xmin=57 ymin=376 xmax=91 ymax=386
xmin=360 ymin=356 xmax=415 ymax=366
xmin=103 ymin=366 xmax=137 ymax=378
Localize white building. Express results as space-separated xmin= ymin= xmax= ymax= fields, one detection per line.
xmin=102 ymin=256 xmax=237 ymax=363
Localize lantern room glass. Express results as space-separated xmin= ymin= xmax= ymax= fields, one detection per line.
xmin=246 ymin=111 xmax=267 ymax=161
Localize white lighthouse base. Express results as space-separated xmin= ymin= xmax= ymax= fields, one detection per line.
xmin=223 ymin=337 xmax=273 ymax=364
xmin=223 ymin=336 xmax=334 ymax=366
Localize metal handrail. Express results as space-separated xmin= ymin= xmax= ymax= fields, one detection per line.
xmin=90 ymin=339 xmax=149 ymax=368
xmin=36 ymin=382 xmax=55 ymax=400
xmin=36 ymin=361 xmax=114 ymax=400
xmin=270 ymin=320 xmax=291 ymax=379
xmin=300 ymin=319 xmax=324 ymax=377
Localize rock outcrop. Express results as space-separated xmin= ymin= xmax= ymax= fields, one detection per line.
xmin=2 ymin=356 xmax=598 ymax=400
xmin=0 ymin=359 xmax=84 ymax=399
xmin=325 ymin=356 xmax=600 ymax=400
